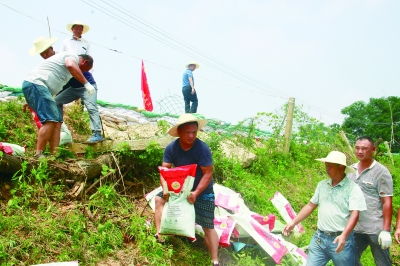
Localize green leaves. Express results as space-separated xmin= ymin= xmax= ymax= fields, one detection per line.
xmin=341 ymin=96 xmax=400 ymax=151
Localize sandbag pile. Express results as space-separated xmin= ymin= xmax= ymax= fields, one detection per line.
xmin=145 ymin=184 xmax=307 ymax=265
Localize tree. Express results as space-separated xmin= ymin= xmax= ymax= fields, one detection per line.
xmin=341 ymin=97 xmax=400 ymax=152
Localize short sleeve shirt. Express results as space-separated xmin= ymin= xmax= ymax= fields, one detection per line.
xmin=24 ymin=52 xmax=79 ymax=96
xmin=348 ymin=160 xmax=393 ymax=234
xmin=60 ymin=37 xmax=91 ymax=56
xmin=310 ymin=176 xmax=366 ymax=232
xmin=163 ymin=138 xmax=213 ymax=196
xmin=182 ymin=69 xmax=193 ymax=87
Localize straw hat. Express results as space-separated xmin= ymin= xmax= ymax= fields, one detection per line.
xmin=29 ymin=36 xmax=58 ymax=56
xmin=66 ymin=20 xmax=90 ymax=34
xmin=186 ymin=61 xmax=200 ymax=69
xmin=315 ymin=151 xmax=355 ymax=173
xmin=168 ymin=113 xmax=207 ymax=137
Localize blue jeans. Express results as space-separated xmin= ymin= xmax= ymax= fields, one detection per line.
xmin=306 ymin=230 xmax=355 ymax=266
xmin=354 ymin=233 xmax=391 ymax=266
xmin=182 ymin=86 xmax=198 ymax=113
xmin=22 ymin=81 xmax=62 ymax=124
xmin=54 ymin=84 xmax=101 ymax=132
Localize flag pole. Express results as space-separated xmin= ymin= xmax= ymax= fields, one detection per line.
xmin=47 ymin=16 xmax=51 ymax=38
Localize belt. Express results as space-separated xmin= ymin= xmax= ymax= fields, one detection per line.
xmin=318 ymin=229 xmax=342 ymax=237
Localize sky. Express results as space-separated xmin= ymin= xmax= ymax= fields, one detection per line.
xmin=1 ymin=0 xmax=399 ymax=126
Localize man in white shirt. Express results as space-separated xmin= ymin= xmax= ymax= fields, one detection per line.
xmin=56 ymin=20 xmax=103 ymax=143
xmin=24 ymin=37 xmax=95 ymax=158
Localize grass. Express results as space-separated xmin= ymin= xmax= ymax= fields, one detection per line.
xmin=0 ymin=98 xmax=400 ymax=265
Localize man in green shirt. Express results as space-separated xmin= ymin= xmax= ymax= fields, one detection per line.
xmin=282 ymin=151 xmax=366 ymax=266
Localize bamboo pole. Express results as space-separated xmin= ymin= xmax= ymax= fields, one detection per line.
xmin=284 ymin=97 xmax=295 ymax=153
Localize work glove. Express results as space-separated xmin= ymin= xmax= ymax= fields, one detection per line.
xmin=378 ymin=230 xmax=392 ymax=249
xmin=84 ymin=82 xmax=95 ymax=96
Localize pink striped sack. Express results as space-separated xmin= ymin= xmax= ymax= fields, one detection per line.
xmin=270 ymin=191 xmax=305 ymax=234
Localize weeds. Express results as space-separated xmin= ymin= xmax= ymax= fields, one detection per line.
xmin=0 ymin=99 xmax=399 ymax=265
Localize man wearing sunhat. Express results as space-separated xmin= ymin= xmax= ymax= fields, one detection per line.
xmin=282 ymin=151 xmax=366 ymax=266
xmin=348 ymin=136 xmax=393 ymax=266
xmin=56 ymin=20 xmax=103 ymax=143
xmin=29 ymin=36 xmax=58 ymax=59
xmin=24 ymin=38 xmax=95 ymax=158
xmin=182 ymin=62 xmax=199 ymax=113
xmin=154 ymin=113 xmax=220 ymax=266
xmin=28 ymin=36 xmax=73 ymax=146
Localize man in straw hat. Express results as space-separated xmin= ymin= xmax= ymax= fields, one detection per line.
xmin=154 ymin=113 xmax=220 ymax=266
xmin=282 ymin=151 xmax=366 ymax=266
xmin=182 ymin=62 xmax=200 ymax=113
xmin=347 ymin=136 xmax=393 ymax=266
xmin=55 ymin=20 xmax=103 ymax=143
xmin=29 ymin=36 xmax=58 ymax=59
xmin=23 ymin=39 xmax=95 ymax=158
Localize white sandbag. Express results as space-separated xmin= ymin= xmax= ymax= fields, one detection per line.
xmin=195 ymin=207 xmax=237 ymax=247
xmin=159 ymin=165 xmax=196 ymax=238
xmin=213 ymin=183 xmax=241 ymax=213
xmin=0 ymin=91 xmax=12 ymax=98
xmin=231 ymin=212 xmax=287 ymax=265
xmin=270 ymin=191 xmax=305 ymax=235
xmin=60 ymin=123 xmax=73 ymax=145
xmin=145 ymin=186 xmax=163 ymax=211
xmin=138 ymin=118 xmax=148 ymax=124
xmin=4 ymin=96 xmax=18 ymax=101
xmin=124 ymin=115 xmax=139 ymax=123
xmin=274 ymin=234 xmax=307 ymax=265
xmin=0 ymin=142 xmax=25 ymax=156
xmin=100 ymin=115 xmax=117 ymax=123
xmin=100 ymin=110 xmax=113 ymax=117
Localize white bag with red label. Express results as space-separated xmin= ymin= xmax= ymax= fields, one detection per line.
xmin=159 ymin=164 xmax=196 ymax=238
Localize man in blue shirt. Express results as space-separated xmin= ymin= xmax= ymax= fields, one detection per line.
xmin=182 ymin=62 xmax=199 ymax=113
xmin=55 ymin=20 xmax=103 ymax=143
xmin=154 ymin=113 xmax=220 ymax=266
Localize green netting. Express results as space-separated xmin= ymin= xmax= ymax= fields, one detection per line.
xmin=141 ymin=111 xmax=179 ymax=119
xmin=1 ymin=87 xmax=24 ymax=97
xmin=96 ymin=100 xmax=138 ymax=110
xmin=0 ymin=84 xmax=272 ymax=138
xmin=2 ymin=87 xmax=22 ymax=93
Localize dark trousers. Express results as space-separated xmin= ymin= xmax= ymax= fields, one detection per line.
xmin=182 ymin=86 xmax=198 ymax=113
xmin=354 ymin=233 xmax=391 ymax=266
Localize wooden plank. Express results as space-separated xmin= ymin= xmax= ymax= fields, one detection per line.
xmin=67 ymin=137 xmax=177 ymax=153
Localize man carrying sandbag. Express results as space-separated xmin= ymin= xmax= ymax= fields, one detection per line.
xmin=282 ymin=151 xmax=367 ymax=266
xmin=154 ymin=113 xmax=220 ymax=266
xmin=23 ymin=39 xmax=94 ymax=158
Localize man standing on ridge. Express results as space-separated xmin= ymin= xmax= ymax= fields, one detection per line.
xmin=24 ymin=37 xmax=95 ymax=158
xmin=182 ymin=62 xmax=199 ymax=113
xmin=282 ymin=151 xmax=366 ymax=266
xmin=154 ymin=113 xmax=220 ymax=266
xmin=348 ymin=136 xmax=393 ymax=266
xmin=55 ymin=20 xmax=103 ymax=143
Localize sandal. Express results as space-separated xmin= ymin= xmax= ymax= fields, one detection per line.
xmin=154 ymin=233 xmax=165 ymax=243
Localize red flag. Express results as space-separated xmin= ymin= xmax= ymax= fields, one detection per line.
xmin=141 ymin=60 xmax=153 ymax=111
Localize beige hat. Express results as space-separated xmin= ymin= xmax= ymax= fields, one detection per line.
xmin=168 ymin=113 xmax=207 ymax=137
xmin=66 ymin=20 xmax=90 ymax=34
xmin=315 ymin=151 xmax=355 ymax=173
xmin=186 ymin=61 xmax=200 ymax=69
xmin=29 ymin=36 xmax=58 ymax=56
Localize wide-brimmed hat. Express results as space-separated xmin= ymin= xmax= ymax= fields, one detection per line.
xmin=29 ymin=36 xmax=58 ymax=56
xmin=168 ymin=113 xmax=207 ymax=137
xmin=66 ymin=20 xmax=90 ymax=34
xmin=315 ymin=151 xmax=355 ymax=173
xmin=186 ymin=61 xmax=200 ymax=69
